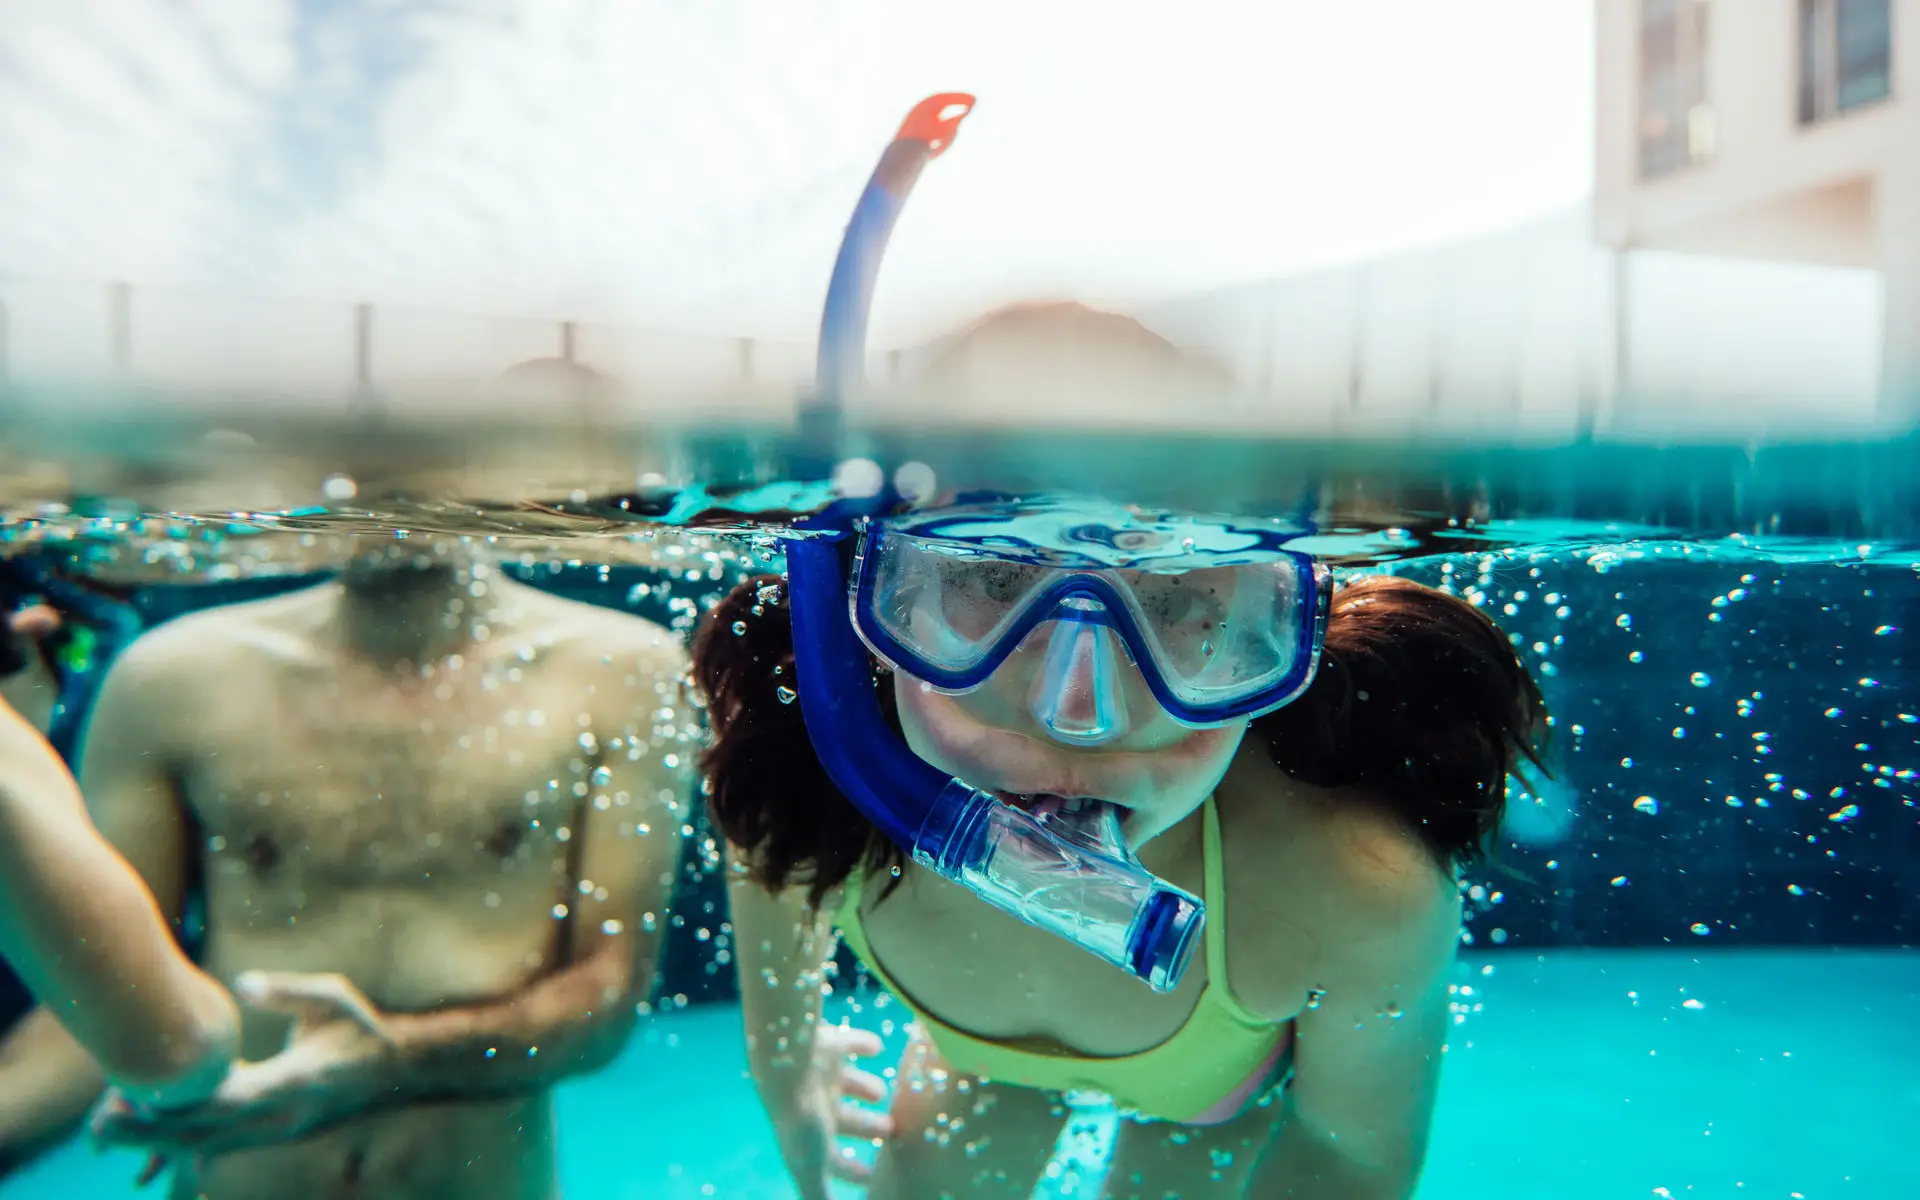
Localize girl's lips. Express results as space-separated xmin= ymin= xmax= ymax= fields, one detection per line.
xmin=991 ymin=792 xmax=1141 ymax=845
xmin=992 ymin=790 xmax=1128 ymax=815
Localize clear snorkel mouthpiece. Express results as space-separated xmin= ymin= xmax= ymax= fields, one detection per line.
xmin=911 ymin=783 xmax=1202 ymax=993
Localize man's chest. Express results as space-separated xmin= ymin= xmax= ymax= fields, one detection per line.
xmin=183 ymin=673 xmax=606 ymax=881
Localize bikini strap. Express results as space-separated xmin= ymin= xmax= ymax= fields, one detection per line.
xmin=1201 ymin=796 xmax=1231 ymax=984
xmin=1199 ymin=796 xmax=1269 ymax=1026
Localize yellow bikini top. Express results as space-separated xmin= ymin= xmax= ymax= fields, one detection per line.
xmin=833 ymin=797 xmax=1293 ymax=1124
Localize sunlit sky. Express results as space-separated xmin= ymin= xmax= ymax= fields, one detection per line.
xmin=0 ymin=0 xmax=1594 ymax=346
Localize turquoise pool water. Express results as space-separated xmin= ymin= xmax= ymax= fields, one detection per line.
xmin=5 ymin=950 xmax=1912 ymax=1199
xmin=3 ymin=425 xmax=1917 ymax=1197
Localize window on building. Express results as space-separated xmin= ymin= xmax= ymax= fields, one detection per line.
xmin=1639 ymin=0 xmax=1715 ymax=179
xmin=1799 ymin=0 xmax=1893 ymax=124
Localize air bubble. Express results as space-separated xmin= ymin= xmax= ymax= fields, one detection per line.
xmin=1690 ymin=672 xmax=1712 ymax=688
xmin=1634 ymin=796 xmax=1660 ymax=815
xmin=831 ymin=457 xmax=886 ymax=499
xmin=1690 ymin=923 xmax=1711 ymax=936
xmin=775 ymin=685 xmax=797 ymax=705
xmin=731 ymin=620 xmax=748 ymax=635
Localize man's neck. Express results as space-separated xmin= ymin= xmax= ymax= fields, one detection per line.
xmin=332 ymin=547 xmax=506 ymax=669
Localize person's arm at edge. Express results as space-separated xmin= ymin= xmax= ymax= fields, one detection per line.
xmin=0 ymin=646 xmax=237 ymax=1111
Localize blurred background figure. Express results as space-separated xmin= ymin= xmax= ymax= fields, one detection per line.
xmin=486 ymin=356 xmax=619 ymax=430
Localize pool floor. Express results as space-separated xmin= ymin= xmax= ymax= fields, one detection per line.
xmin=4 ymin=949 xmax=1914 ymax=1198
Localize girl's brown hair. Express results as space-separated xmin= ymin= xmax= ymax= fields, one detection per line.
xmin=694 ymin=569 xmax=1548 ymax=908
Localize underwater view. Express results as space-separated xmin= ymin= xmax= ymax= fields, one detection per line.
xmin=3 ymin=3 xmax=1919 ymax=1199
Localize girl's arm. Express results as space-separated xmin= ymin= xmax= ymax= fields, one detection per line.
xmin=1245 ymin=866 xmax=1460 ymax=1198
xmin=727 ymin=848 xmax=880 ymax=1200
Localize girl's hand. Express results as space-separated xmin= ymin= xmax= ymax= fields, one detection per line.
xmin=784 ymin=1022 xmax=891 ymax=1193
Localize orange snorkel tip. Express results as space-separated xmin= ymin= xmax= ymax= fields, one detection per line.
xmin=895 ymin=93 xmax=976 ymax=157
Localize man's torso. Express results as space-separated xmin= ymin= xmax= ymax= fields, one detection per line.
xmin=162 ymin=582 xmax=664 ymax=1199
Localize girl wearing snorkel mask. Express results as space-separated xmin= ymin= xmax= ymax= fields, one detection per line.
xmin=691 ymin=94 xmax=1548 ymax=1200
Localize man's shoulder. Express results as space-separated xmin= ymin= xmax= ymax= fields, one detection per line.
xmin=112 ymin=586 xmax=331 ymax=687
xmin=507 ymin=583 xmax=687 ymax=669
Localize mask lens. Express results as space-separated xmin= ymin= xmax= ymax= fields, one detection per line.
xmin=869 ymin=534 xmax=1048 ymax=674
xmin=859 ymin=525 xmax=1318 ymax=720
xmin=1126 ymin=558 xmax=1307 ymax=709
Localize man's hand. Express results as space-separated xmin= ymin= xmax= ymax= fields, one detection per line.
xmin=91 ymin=971 xmax=395 ymax=1168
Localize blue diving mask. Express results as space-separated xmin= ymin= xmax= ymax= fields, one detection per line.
xmin=852 ymin=498 xmax=1331 ymax=745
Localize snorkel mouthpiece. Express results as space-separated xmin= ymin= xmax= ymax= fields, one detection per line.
xmin=787 ymin=535 xmax=1203 ymax=993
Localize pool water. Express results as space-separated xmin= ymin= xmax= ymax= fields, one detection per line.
xmin=3 ymin=950 xmax=1911 ymax=1199
xmin=3 ymin=426 xmax=1918 ymax=1198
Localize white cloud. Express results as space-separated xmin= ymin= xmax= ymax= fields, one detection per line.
xmin=0 ymin=0 xmax=1594 ymax=352
xmin=0 ymin=0 xmax=294 ymax=285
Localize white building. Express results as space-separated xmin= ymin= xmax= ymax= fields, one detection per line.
xmin=1123 ymin=203 xmax=1879 ymax=442
xmin=1594 ymin=0 xmax=1920 ymax=421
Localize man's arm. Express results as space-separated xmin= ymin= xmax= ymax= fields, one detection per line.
xmin=0 ymin=1009 xmax=106 ymax=1171
xmin=367 ymin=638 xmax=692 ymax=1100
xmin=1247 ymin=855 xmax=1460 ymax=1200
xmin=0 ymin=635 xmax=236 ymax=1117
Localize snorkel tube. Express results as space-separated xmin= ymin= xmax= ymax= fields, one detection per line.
xmin=786 ymin=96 xmax=1204 ymax=993
xmin=811 ymin=93 xmax=975 ymax=418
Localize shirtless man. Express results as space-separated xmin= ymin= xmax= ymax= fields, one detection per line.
xmin=0 ymin=538 xmax=694 ymax=1199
